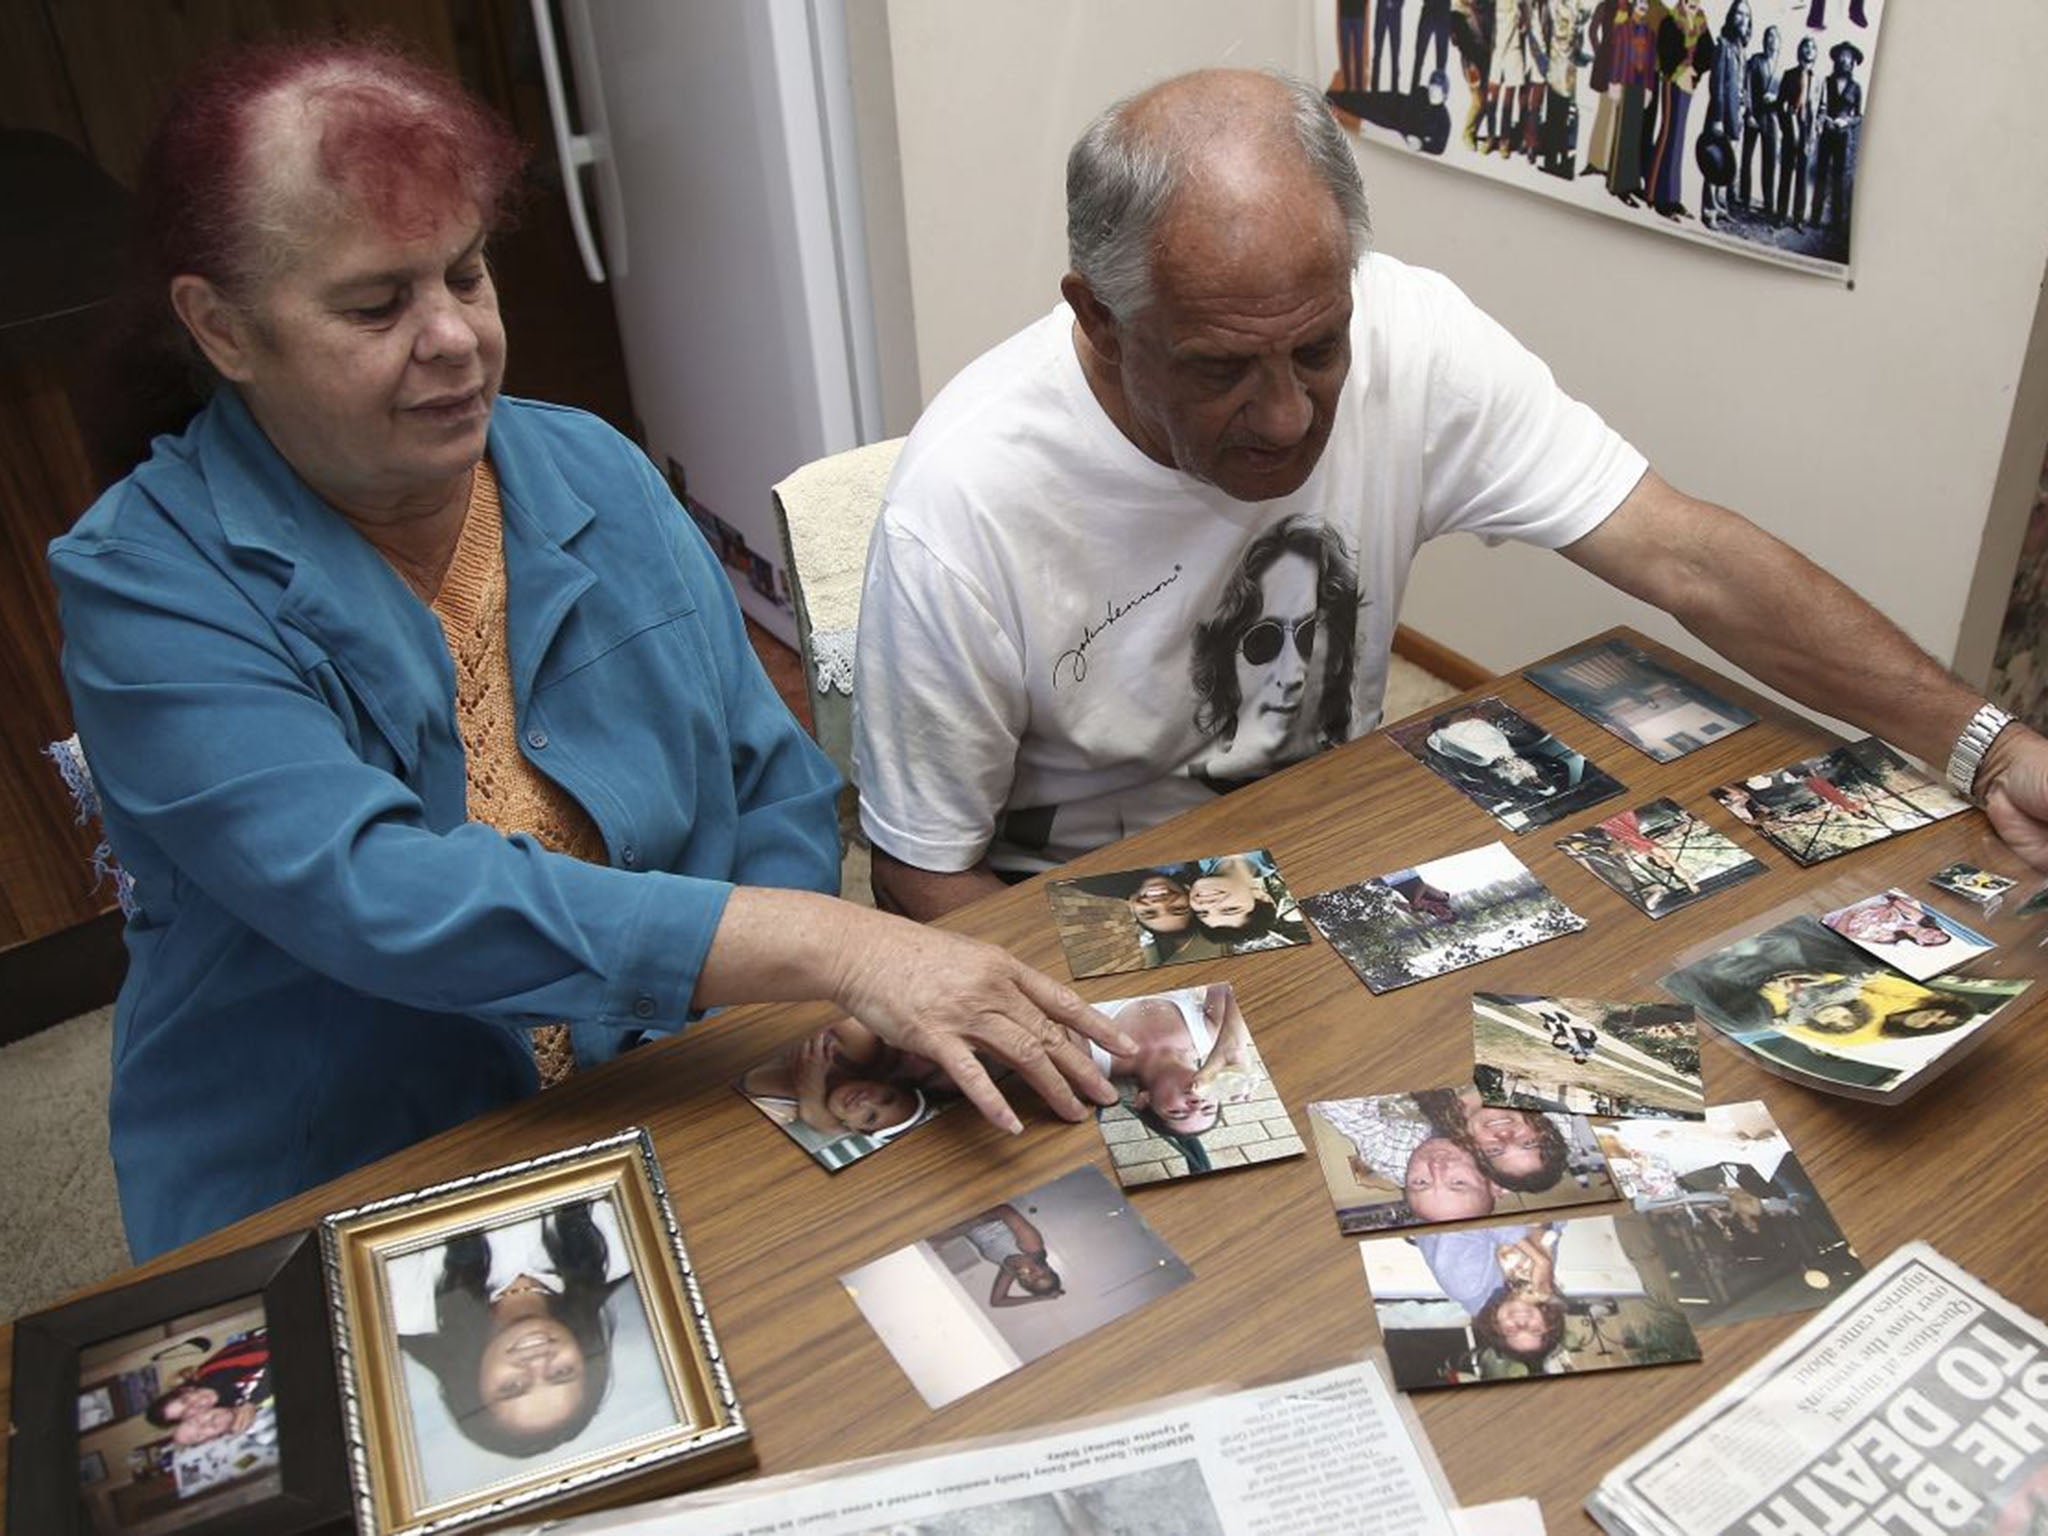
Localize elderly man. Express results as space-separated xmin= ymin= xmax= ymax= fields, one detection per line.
xmin=853 ymin=68 xmax=2048 ymax=920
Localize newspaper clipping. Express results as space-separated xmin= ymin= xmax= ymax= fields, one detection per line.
xmin=1589 ymin=1242 xmax=2048 ymax=1536
xmin=529 ymin=1361 xmax=1458 ymax=1536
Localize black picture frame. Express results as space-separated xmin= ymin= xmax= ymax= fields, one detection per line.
xmin=8 ymin=1231 xmax=350 ymax=1536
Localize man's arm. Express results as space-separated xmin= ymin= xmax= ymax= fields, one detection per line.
xmin=870 ymin=846 xmax=1009 ymax=921
xmin=1561 ymin=471 xmax=2048 ymax=866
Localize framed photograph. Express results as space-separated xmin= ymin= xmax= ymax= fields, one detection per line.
xmin=1045 ymin=849 xmax=1310 ymax=979
xmin=1086 ymin=982 xmax=1303 ymax=1187
xmin=1387 ymin=696 xmax=1625 ymax=833
xmin=320 ymin=1129 xmax=751 ymax=1536
xmin=8 ymin=1233 xmax=348 ymax=1536
xmin=1523 ymin=638 xmax=1756 ymax=762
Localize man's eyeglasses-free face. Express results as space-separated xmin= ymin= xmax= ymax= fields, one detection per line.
xmin=1239 ymin=615 xmax=1317 ymax=666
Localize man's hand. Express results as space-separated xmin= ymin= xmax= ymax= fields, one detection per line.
xmin=829 ymin=911 xmax=1131 ymax=1134
xmin=1976 ymin=723 xmax=2048 ymax=872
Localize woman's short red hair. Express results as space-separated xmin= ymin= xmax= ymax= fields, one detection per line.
xmin=140 ymin=37 xmax=526 ymax=291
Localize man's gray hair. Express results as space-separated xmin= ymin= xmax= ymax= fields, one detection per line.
xmin=1066 ymin=70 xmax=1371 ymax=321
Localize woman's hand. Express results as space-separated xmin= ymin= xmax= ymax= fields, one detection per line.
xmin=695 ymin=889 xmax=1135 ymax=1137
xmin=828 ymin=909 xmax=1130 ymax=1135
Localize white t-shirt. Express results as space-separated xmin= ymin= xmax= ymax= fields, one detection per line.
xmin=854 ymin=253 xmax=1647 ymax=875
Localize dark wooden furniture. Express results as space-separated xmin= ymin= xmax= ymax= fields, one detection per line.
xmin=7 ymin=627 xmax=2042 ymax=1530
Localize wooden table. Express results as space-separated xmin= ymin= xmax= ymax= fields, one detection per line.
xmin=9 ymin=626 xmax=2045 ymax=1531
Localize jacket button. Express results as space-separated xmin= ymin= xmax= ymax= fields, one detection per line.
xmin=526 ymin=728 xmax=548 ymax=750
xmin=621 ymin=845 xmax=638 ymax=868
xmin=632 ymin=995 xmax=657 ymax=1020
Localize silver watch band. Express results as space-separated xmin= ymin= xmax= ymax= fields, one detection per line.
xmin=1946 ymin=702 xmax=2015 ymax=801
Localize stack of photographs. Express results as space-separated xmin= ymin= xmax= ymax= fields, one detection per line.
xmin=1556 ymin=798 xmax=1767 ymax=919
xmin=1928 ymin=862 xmax=2017 ymax=907
xmin=1660 ymin=915 xmax=2032 ymax=1102
xmin=1300 ymin=842 xmax=1587 ymax=994
xmin=1470 ymin=994 xmax=1705 ymax=1121
xmin=1592 ymin=1102 xmax=1864 ymax=1329
xmin=1305 ymin=1086 xmax=1616 ymax=1235
xmin=1710 ymin=738 xmax=1969 ymax=866
xmin=1523 ymin=638 xmax=1756 ymax=762
xmin=1388 ymin=697 xmax=1624 ymax=833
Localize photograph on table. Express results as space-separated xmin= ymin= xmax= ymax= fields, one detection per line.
xmin=734 ymin=1017 xmax=962 ymax=1171
xmin=1300 ymin=841 xmax=1587 ymax=994
xmin=1661 ymin=915 xmax=2033 ymax=1103
xmin=6 ymin=1233 xmax=347 ymax=1536
xmin=1928 ymin=862 xmax=2017 ymax=908
xmin=840 ymin=1165 xmax=1194 ymax=1411
xmin=1593 ymin=1101 xmax=1865 ymax=1329
xmin=1820 ymin=889 xmax=1994 ymax=981
xmin=1045 ymin=850 xmax=1310 ymax=979
xmin=1524 ymin=638 xmax=1757 ymax=762
xmin=1710 ymin=737 xmax=1969 ymax=866
xmin=1085 ymin=982 xmax=1303 ymax=1188
xmin=321 ymin=1130 xmax=750 ymax=1536
xmin=1470 ymin=994 xmax=1704 ymax=1120
xmin=1387 ymin=696 xmax=1625 ymax=833
xmin=1305 ymin=1085 xmax=1616 ymax=1236
xmin=1359 ymin=1213 xmax=1701 ymax=1391
xmin=1556 ymin=797 xmax=1767 ymax=919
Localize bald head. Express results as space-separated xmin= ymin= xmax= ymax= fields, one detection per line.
xmin=1067 ymin=69 xmax=1369 ymax=322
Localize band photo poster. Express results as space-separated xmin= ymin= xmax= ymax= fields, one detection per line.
xmin=1315 ymin=0 xmax=1884 ymax=277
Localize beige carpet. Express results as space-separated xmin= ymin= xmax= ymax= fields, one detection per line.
xmin=0 ymin=657 xmax=1458 ymax=1322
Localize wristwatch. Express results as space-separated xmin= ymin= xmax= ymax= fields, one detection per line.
xmin=1945 ymin=701 xmax=2015 ymax=801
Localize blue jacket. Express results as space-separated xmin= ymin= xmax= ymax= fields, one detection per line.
xmin=50 ymin=392 xmax=841 ymax=1259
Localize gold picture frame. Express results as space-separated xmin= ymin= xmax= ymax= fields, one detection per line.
xmin=320 ymin=1128 xmax=751 ymax=1535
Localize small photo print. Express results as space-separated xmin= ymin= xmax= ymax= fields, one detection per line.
xmin=1820 ymin=889 xmax=1995 ymax=980
xmin=1523 ymin=637 xmax=1757 ymax=762
xmin=1387 ymin=696 xmax=1625 ymax=833
xmin=385 ymin=1194 xmax=686 ymax=1510
xmin=1929 ymin=863 xmax=2017 ymax=906
xmin=1300 ymin=841 xmax=1587 ymax=995
xmin=1661 ymin=915 xmax=2032 ymax=1100
xmin=1556 ymin=797 xmax=1767 ymax=919
xmin=1305 ymin=1085 xmax=1616 ymax=1235
xmin=840 ymin=1166 xmax=1193 ymax=1411
xmin=1593 ymin=1101 xmax=1865 ymax=1329
xmin=1087 ymin=983 xmax=1303 ymax=1187
xmin=1710 ymin=738 xmax=1969 ymax=867
xmin=1360 ymin=1214 xmax=1700 ymax=1390
xmin=1471 ymin=994 xmax=1704 ymax=1121
xmin=1045 ymin=850 xmax=1310 ymax=979
xmin=75 ymin=1298 xmax=279 ymax=1534
xmin=735 ymin=1018 xmax=961 ymax=1170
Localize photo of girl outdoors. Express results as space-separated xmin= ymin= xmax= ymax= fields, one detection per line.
xmin=385 ymin=1194 xmax=683 ymax=1507
xmin=1084 ymin=983 xmax=1304 ymax=1186
xmin=1047 ymin=849 xmax=1310 ymax=978
xmin=1307 ymin=1084 xmax=1615 ymax=1234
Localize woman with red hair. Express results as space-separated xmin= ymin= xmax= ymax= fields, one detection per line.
xmin=51 ymin=40 xmax=1123 ymax=1260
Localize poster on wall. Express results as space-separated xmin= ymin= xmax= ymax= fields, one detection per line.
xmin=1315 ymin=0 xmax=1882 ymax=279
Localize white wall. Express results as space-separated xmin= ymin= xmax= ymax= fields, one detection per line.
xmin=869 ymin=0 xmax=2048 ymax=709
